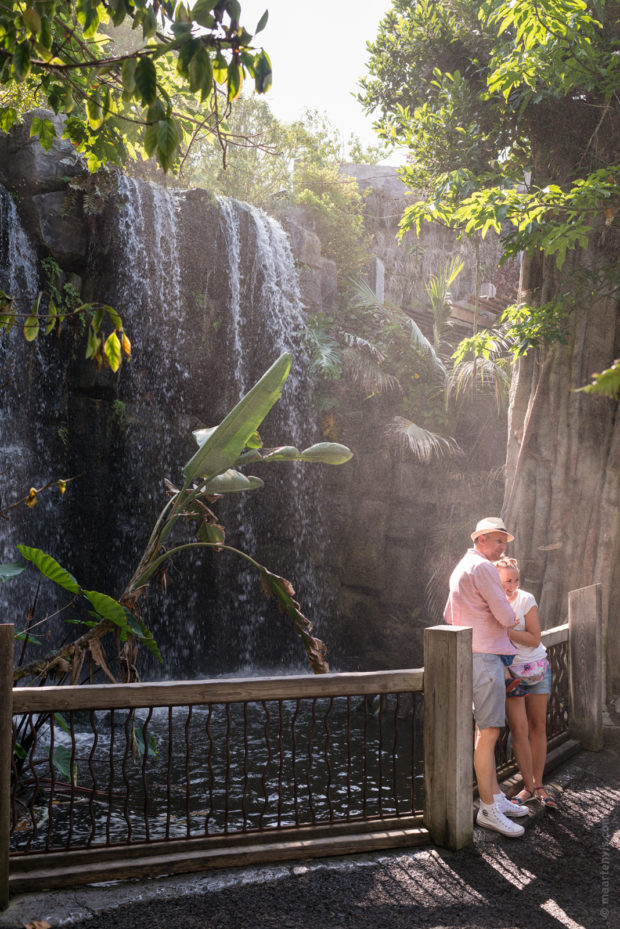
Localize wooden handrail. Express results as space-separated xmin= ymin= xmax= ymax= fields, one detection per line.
xmin=541 ymin=623 xmax=569 ymax=647
xmin=12 ymin=668 xmax=424 ymax=714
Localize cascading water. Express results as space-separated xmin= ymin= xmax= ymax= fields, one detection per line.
xmin=0 ymin=185 xmax=66 ymax=622
xmin=79 ymin=179 xmax=328 ymax=677
xmin=210 ymin=197 xmax=328 ymax=671
xmin=0 ymin=185 xmax=40 ymax=493
xmin=1 ymin=166 xmax=333 ymax=679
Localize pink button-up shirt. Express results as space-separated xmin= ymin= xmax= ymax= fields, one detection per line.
xmin=444 ymin=548 xmax=517 ymax=654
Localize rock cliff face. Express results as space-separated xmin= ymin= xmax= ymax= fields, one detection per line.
xmin=0 ymin=112 xmax=337 ymax=677
xmin=0 ymin=115 xmax=507 ymax=676
xmin=318 ymin=165 xmax=508 ymax=671
xmin=341 ymin=164 xmax=508 ymax=315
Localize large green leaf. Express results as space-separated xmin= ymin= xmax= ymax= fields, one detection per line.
xmin=133 ymin=724 xmax=158 ymax=758
xmin=0 ymin=107 xmax=18 ymax=133
xmin=121 ymin=57 xmax=137 ymax=93
xmin=193 ymin=0 xmax=219 ymax=27
xmin=188 ymin=45 xmax=212 ymax=97
xmin=254 ymin=49 xmax=272 ymax=93
xmin=104 ymin=330 xmax=122 ymax=372
xmin=135 ymin=57 xmax=157 ymax=105
xmin=182 ymin=353 xmax=292 ymax=487
xmin=122 ymin=610 xmax=162 ymax=661
xmin=259 ymin=566 xmax=328 ymax=674
xmin=55 ymin=712 xmax=70 ymax=734
xmin=299 ymin=442 xmax=353 ymax=465
xmin=14 ymin=631 xmax=43 ymax=645
xmin=0 ymin=561 xmax=27 ymax=582
xmin=205 ymin=469 xmax=264 ymax=493
xmin=260 ymin=446 xmax=301 ymax=462
xmin=82 ymin=589 xmax=128 ymax=627
xmin=578 ymin=360 xmax=620 ymax=399
xmin=12 ymin=41 xmax=31 ymax=81
xmin=255 ymin=9 xmax=269 ymax=33
xmin=236 ymin=444 xmax=354 ymax=466
xmin=154 ymin=117 xmax=180 ymax=172
xmin=16 ymin=545 xmax=80 ymax=593
xmin=52 ymin=744 xmax=76 ymax=783
xmin=30 ymin=116 xmax=56 ymax=150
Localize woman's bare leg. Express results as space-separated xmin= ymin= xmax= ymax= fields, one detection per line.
xmin=505 ymin=696 xmax=535 ymax=798
xmin=525 ymin=693 xmax=550 ymax=794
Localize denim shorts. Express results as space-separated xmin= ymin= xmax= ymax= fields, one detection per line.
xmin=472 ymin=653 xmax=506 ymax=729
xmin=520 ymin=663 xmax=552 ymax=696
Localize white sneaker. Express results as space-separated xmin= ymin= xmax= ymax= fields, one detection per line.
xmin=476 ymin=803 xmax=526 ymax=837
xmin=494 ymin=791 xmax=529 ymax=818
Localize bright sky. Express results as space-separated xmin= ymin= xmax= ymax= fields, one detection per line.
xmin=240 ymin=0 xmax=395 ymax=151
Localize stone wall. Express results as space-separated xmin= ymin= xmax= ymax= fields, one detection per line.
xmin=343 ymin=164 xmax=507 ymax=306
xmin=313 ymin=165 xmax=508 ymax=671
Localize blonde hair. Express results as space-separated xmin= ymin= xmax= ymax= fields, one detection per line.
xmin=495 ymin=556 xmax=519 ymax=572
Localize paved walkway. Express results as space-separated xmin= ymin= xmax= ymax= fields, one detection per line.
xmin=3 ymin=719 xmax=619 ymax=929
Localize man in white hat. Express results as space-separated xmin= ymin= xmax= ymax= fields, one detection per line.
xmin=444 ymin=516 xmax=529 ymax=837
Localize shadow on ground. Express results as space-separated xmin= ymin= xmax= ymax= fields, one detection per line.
xmin=3 ymin=726 xmax=619 ymax=929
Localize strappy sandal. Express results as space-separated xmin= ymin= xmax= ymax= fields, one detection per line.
xmin=534 ymin=786 xmax=558 ymax=809
xmin=510 ymin=788 xmax=537 ymax=806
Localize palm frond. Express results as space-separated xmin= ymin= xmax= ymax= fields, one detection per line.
xmin=343 ymin=350 xmax=401 ymax=395
xmin=344 ymin=273 xmax=449 ymax=380
xmin=344 ymin=274 xmax=403 ymax=324
xmin=306 ymin=318 xmax=343 ymax=378
xmin=425 ymin=256 xmax=465 ymax=351
xmin=345 ymin=273 xmax=385 ymax=310
xmin=309 ymin=338 xmax=342 ymax=378
xmin=447 ymin=356 xmax=511 ymax=413
xmin=342 ymin=331 xmax=385 ymax=362
xmin=404 ymin=317 xmax=448 ymax=378
xmin=385 ymin=416 xmax=463 ymax=462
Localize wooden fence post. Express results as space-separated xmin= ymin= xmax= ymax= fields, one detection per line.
xmin=0 ymin=624 xmax=14 ymax=911
xmin=423 ymin=625 xmax=473 ymax=850
xmin=568 ymin=584 xmax=603 ymax=751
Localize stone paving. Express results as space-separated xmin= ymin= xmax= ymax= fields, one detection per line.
xmin=3 ymin=717 xmax=619 ymax=929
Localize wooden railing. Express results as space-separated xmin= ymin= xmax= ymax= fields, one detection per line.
xmin=3 ymin=666 xmax=426 ymax=899
xmin=0 ymin=582 xmax=604 ymax=906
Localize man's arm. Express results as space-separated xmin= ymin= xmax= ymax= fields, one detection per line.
xmin=475 ymin=563 xmax=516 ymax=627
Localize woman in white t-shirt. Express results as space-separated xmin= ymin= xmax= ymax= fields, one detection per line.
xmin=495 ymin=557 xmax=557 ymax=809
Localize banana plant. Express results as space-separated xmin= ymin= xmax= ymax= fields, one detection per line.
xmin=122 ymin=351 xmax=351 ymax=674
xmin=13 ymin=353 xmax=353 ymax=682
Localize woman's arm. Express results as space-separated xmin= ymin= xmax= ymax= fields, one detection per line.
xmin=508 ymin=605 xmax=541 ymax=648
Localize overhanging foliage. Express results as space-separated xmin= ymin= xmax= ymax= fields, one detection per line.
xmin=0 ymin=0 xmax=273 ymax=171
xmin=360 ymin=0 xmax=620 ymax=384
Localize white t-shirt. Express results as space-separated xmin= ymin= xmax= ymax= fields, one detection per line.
xmin=511 ymin=588 xmax=547 ymax=664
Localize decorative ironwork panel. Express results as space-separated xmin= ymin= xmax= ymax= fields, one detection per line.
xmin=10 ymin=691 xmax=423 ymax=855
xmin=546 ymin=640 xmax=569 ymax=738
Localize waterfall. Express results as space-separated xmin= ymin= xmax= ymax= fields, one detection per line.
xmin=0 ymin=186 xmax=47 ymax=575
xmin=79 ymin=181 xmax=328 ymax=677
xmin=0 ymin=185 xmax=37 ymax=482
xmin=209 ymin=198 xmax=327 ymax=671
xmin=0 ymin=167 xmax=331 ymax=677
xmin=0 ymin=186 xmax=39 ymax=305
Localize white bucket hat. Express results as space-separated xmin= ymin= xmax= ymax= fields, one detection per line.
xmin=471 ymin=516 xmax=514 ymax=543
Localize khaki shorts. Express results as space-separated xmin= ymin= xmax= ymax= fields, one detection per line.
xmin=472 ymin=652 xmax=506 ymax=729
